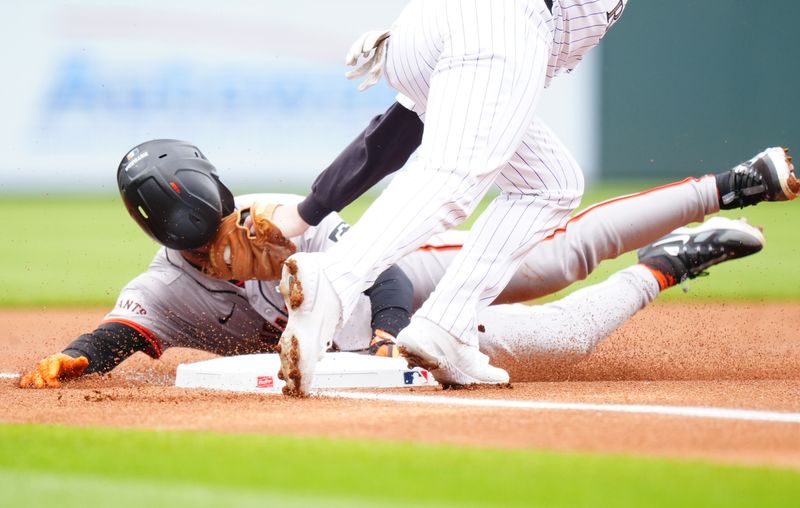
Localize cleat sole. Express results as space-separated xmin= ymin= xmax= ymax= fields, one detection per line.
xmin=277 ymin=263 xmax=308 ymax=397
xmin=775 ymin=147 xmax=799 ymax=200
xmin=398 ymin=346 xmax=440 ymax=372
xmin=786 ymin=151 xmax=799 ymax=194
xmin=283 ymin=260 xmax=304 ymax=310
xmin=278 ymin=335 xmax=306 ymax=397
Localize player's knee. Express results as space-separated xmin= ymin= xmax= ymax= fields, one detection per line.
xmin=567 ymin=242 xmax=600 ymax=282
xmin=437 ymin=199 xmax=472 ymax=229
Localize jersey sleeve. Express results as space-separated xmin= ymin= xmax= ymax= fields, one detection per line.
xmin=63 ymin=321 xmax=162 ymax=374
xmin=59 ymin=253 xmax=182 ymax=373
xmin=297 ymin=101 xmax=424 ymax=225
xmin=102 ymin=270 xmax=180 ymax=352
xmin=100 ymin=250 xmax=219 ymax=353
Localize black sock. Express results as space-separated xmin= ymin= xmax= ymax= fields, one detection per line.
xmin=639 ymin=257 xmax=682 ymax=290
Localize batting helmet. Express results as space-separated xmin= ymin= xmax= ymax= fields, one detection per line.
xmin=117 ymin=139 xmax=235 ymax=250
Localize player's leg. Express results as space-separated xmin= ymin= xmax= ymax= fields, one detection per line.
xmin=497 ymin=176 xmax=719 ymax=303
xmin=477 ymin=266 xmax=659 ymax=379
xmin=398 ymin=147 xmax=796 ymax=310
xmin=477 ymin=217 xmax=765 ymax=380
xmin=412 ymin=118 xmax=583 ymax=342
xmin=396 ymin=116 xmax=584 ymax=384
xmin=321 ymin=0 xmax=554 ymax=315
xmin=497 ymin=147 xmax=797 ymax=303
xmin=276 ymin=0 xmax=556 ymax=393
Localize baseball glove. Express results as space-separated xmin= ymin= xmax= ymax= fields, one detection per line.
xmin=203 ymin=202 xmax=297 ymax=281
xmin=19 ymin=353 xmax=89 ymax=389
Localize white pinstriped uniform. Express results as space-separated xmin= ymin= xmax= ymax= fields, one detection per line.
xmin=322 ymin=0 xmax=628 ymax=347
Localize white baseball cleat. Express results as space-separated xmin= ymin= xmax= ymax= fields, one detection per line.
xmin=396 ymin=317 xmax=510 ymax=386
xmin=276 ymin=252 xmax=342 ymax=397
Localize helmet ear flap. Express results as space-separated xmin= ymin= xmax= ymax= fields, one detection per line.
xmin=216 ymin=177 xmax=235 ymax=216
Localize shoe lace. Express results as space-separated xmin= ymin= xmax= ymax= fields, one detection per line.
xmin=720 ymin=164 xmax=767 ymax=208
xmin=682 ymin=241 xmax=729 ymax=279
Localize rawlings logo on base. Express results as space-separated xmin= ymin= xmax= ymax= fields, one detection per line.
xmin=256 ymin=376 xmax=274 ymax=388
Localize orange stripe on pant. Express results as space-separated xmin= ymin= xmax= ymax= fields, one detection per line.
xmin=544 ymin=177 xmax=708 ymax=241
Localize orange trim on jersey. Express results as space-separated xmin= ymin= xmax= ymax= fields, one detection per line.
xmin=543 ymin=177 xmax=709 ymax=241
xmin=417 ymin=243 xmax=463 ymax=252
xmin=102 ymin=318 xmax=164 ymax=358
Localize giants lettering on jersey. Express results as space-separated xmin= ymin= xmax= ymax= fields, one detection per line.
xmin=116 ymin=298 xmax=147 ymax=315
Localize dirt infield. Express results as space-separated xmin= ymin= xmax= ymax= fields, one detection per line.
xmin=2 ymin=303 xmax=799 ymax=470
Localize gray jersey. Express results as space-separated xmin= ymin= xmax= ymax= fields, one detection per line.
xmin=103 ymin=194 xmax=362 ymax=356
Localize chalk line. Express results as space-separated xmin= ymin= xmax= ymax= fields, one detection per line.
xmin=4 ymin=370 xmax=798 ymax=424
xmin=319 ymin=390 xmax=800 ymax=424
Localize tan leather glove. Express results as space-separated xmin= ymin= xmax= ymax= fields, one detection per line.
xmin=19 ymin=353 xmax=89 ymax=389
xmin=203 ymin=202 xmax=297 ymax=281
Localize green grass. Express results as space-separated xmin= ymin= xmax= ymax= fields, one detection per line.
xmin=1 ymin=184 xmax=798 ymax=306
xmin=1 ymin=424 xmax=798 ymax=508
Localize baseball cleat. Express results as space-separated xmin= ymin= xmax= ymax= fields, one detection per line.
xmin=276 ymin=252 xmax=342 ymax=397
xmin=717 ymin=147 xmax=798 ymax=209
xmin=637 ymin=216 xmax=765 ymax=284
xmin=396 ymin=317 xmax=509 ymax=386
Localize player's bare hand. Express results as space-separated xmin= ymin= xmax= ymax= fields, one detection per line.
xmin=268 ymin=204 xmax=310 ymax=238
xmin=243 ymin=204 xmax=308 ymax=237
xmin=18 ymin=353 xmax=89 ymax=389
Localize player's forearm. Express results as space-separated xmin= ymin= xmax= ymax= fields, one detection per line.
xmin=297 ymin=101 xmax=424 ymax=226
xmin=63 ymin=322 xmax=162 ymax=374
xmin=364 ymin=264 xmax=414 ymax=337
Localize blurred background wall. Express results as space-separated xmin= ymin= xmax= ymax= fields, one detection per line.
xmin=601 ymin=0 xmax=798 ymax=178
xmin=0 ymin=0 xmax=598 ymax=193
xmin=0 ymin=1 xmax=795 ymax=193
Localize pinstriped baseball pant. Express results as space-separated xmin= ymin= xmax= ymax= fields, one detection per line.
xmin=323 ymin=0 xmax=583 ymax=346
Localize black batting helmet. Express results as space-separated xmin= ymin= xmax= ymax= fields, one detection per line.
xmin=117 ymin=139 xmax=235 ymax=250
